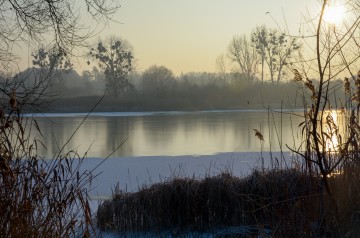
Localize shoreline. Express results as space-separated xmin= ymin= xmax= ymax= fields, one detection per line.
xmin=23 ymin=108 xmax=304 ymax=118
xmin=81 ymin=151 xmax=297 ymax=197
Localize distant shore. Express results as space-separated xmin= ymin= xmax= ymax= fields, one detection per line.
xmin=37 ymin=94 xmax=302 ymax=114
xmin=25 ymin=108 xmax=304 ymax=118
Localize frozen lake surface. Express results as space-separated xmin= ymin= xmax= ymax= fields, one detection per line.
xmin=80 ymin=151 xmax=296 ymax=197
xmin=29 ymin=110 xmax=303 ymax=158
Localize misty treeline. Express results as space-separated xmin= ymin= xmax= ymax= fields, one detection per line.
xmin=0 ymin=29 xmax=342 ymax=112
xmin=0 ymin=24 xmax=338 ymax=112
xmin=4 ymin=64 xmax=345 ymax=112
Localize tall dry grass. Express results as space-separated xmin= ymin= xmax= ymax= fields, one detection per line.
xmin=290 ymin=69 xmax=360 ymax=237
xmin=0 ymin=82 xmax=96 ymax=237
xmin=97 ymin=169 xmax=322 ymax=237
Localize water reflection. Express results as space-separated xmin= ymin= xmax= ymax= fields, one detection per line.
xmin=322 ymin=110 xmax=346 ymax=153
xmin=33 ymin=111 xmax=304 ymax=158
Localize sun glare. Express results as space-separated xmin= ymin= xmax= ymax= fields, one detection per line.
xmin=323 ymin=111 xmax=337 ymax=153
xmin=323 ymin=5 xmax=345 ymax=25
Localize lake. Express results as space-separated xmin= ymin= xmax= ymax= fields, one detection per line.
xmin=31 ymin=110 xmax=304 ymax=159
xmin=26 ymin=110 xmax=305 ymax=194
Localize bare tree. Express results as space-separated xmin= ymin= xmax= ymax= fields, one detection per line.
xmin=251 ymin=26 xmax=267 ymax=82
xmin=227 ymin=35 xmax=258 ymax=81
xmin=216 ymin=54 xmax=228 ymax=83
xmin=252 ymin=25 xmax=300 ymax=83
xmin=0 ymin=0 xmax=120 ymax=64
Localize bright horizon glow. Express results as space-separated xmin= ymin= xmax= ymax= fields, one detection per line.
xmin=323 ymin=4 xmax=345 ymax=25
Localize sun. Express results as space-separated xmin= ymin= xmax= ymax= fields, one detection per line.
xmin=323 ymin=5 xmax=345 ymax=25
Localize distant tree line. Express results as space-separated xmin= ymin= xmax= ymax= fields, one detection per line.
xmin=2 ymin=31 xmax=340 ymax=112
xmin=22 ymin=24 xmax=302 ymax=103
xmin=0 ymin=26 xmax=317 ymax=112
xmin=8 ymin=60 xmax=335 ymax=112
xmin=221 ymin=25 xmax=301 ymax=84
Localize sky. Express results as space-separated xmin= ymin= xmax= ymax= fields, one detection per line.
xmin=18 ymin=0 xmax=318 ymax=76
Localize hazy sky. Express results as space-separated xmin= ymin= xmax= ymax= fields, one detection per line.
xmin=112 ymin=0 xmax=319 ymax=75
xmin=19 ymin=0 xmax=318 ymax=75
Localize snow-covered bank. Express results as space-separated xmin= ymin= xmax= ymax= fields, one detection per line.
xmin=81 ymin=151 xmax=296 ymax=198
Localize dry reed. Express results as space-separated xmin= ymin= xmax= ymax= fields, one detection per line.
xmin=97 ymin=169 xmax=321 ymax=237
xmin=0 ymin=79 xmax=96 ymax=237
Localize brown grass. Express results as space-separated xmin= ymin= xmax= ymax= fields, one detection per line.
xmin=0 ymin=82 xmax=95 ymax=237
xmin=97 ymin=169 xmax=322 ymax=237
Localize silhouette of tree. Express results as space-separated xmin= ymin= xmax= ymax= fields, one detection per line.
xmin=216 ymin=54 xmax=228 ymax=83
xmin=252 ymin=25 xmax=300 ymax=83
xmin=227 ymin=35 xmax=258 ymax=81
xmin=30 ymin=45 xmax=73 ymax=95
xmin=142 ymin=65 xmax=175 ymax=94
xmin=0 ymin=0 xmax=120 ymax=65
xmin=90 ymin=37 xmax=134 ymax=97
xmin=32 ymin=46 xmax=73 ymax=72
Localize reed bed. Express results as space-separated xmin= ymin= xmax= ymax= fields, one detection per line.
xmin=97 ymin=169 xmax=323 ymax=237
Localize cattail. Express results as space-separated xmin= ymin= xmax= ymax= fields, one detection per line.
xmin=326 ymin=113 xmax=337 ymax=129
xmin=253 ymin=129 xmax=264 ymax=141
xmin=292 ymin=69 xmax=303 ymax=82
xmin=9 ymin=91 xmax=16 ymax=110
xmin=307 ymin=105 xmax=315 ymax=119
xmin=344 ymin=77 xmax=350 ymax=93
xmin=304 ymin=79 xmax=317 ymax=101
xmin=305 ymin=79 xmax=315 ymax=92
